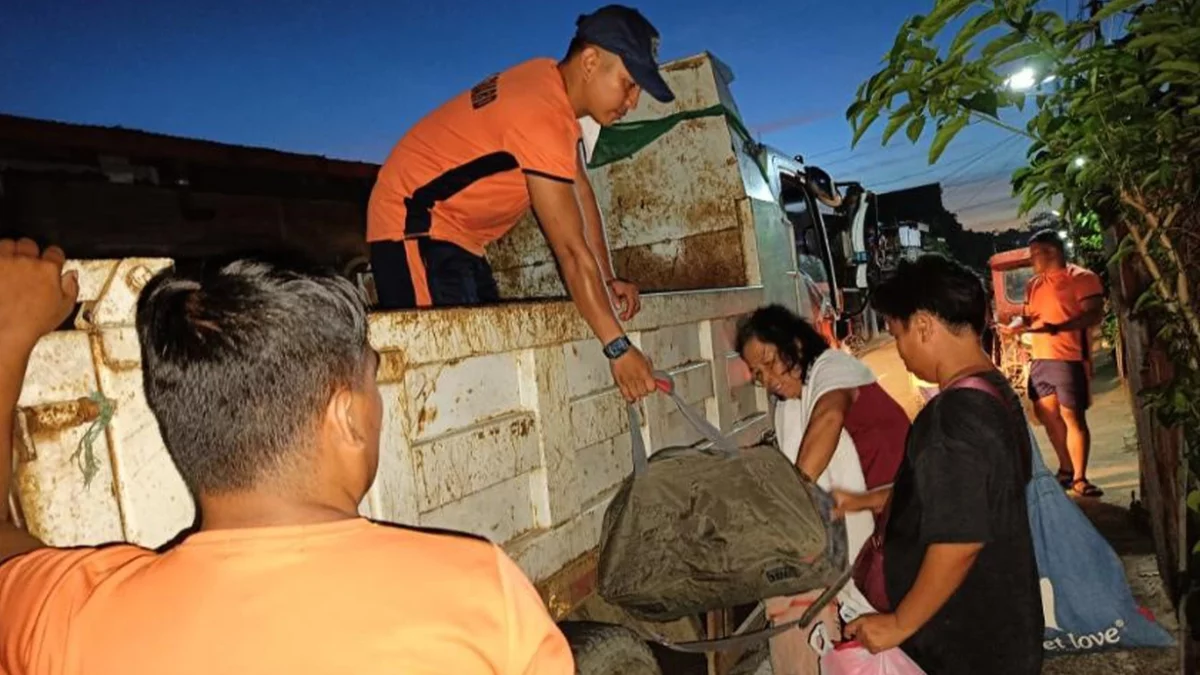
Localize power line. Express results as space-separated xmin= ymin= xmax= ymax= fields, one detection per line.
xmin=866 ymin=136 xmax=1017 ymax=192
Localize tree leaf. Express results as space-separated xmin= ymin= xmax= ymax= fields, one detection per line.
xmin=881 ymin=110 xmax=912 ymax=144
xmin=921 ymin=0 xmax=975 ymax=38
xmin=852 ymin=107 xmax=882 ymax=146
xmin=906 ymin=116 xmax=927 ymax=143
xmin=1108 ymin=235 xmax=1135 ymax=266
xmin=1157 ymin=60 xmax=1200 ymax=75
xmin=950 ymin=10 xmax=1003 ymax=54
xmin=1134 ymin=288 xmax=1163 ymax=313
xmin=1093 ymin=0 xmax=1144 ymax=23
xmin=994 ymin=41 xmax=1045 ymax=66
xmin=981 ymin=31 xmax=1024 ymax=59
xmin=928 ymin=114 xmax=969 ymax=164
xmin=960 ymin=90 xmax=1001 ymax=118
xmin=1125 ymin=33 xmax=1170 ymax=51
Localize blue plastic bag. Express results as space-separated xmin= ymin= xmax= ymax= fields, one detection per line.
xmin=1025 ymin=426 xmax=1175 ymax=654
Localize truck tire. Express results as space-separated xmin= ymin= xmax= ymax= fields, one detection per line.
xmin=560 ymin=622 xmax=662 ymax=675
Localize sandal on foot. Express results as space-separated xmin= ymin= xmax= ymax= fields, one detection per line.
xmin=1055 ymin=469 xmax=1073 ymax=488
xmin=1069 ymin=479 xmax=1104 ymax=498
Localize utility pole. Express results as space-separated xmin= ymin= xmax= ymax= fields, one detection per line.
xmin=1088 ymin=0 xmax=1104 ymax=44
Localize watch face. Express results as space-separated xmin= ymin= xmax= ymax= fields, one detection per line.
xmin=604 ymin=336 xmax=631 ymax=359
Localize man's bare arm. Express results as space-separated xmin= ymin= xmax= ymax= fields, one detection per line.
xmin=574 ymin=154 xmax=641 ymax=321
xmin=527 ymin=174 xmax=623 ymax=345
xmin=1 ymin=332 xmax=44 ymax=564
xmin=526 ymin=175 xmax=656 ymax=402
xmin=893 ymin=543 xmax=983 ymax=634
xmin=574 ymin=154 xmax=615 ymax=283
xmin=795 ymin=388 xmax=856 ymax=482
xmin=0 ymin=240 xmax=78 ymax=564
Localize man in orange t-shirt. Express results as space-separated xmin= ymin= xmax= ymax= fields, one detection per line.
xmin=0 ymin=240 xmax=573 ymax=675
xmin=1001 ymin=229 xmax=1105 ymax=497
xmin=367 ymin=5 xmax=674 ymax=404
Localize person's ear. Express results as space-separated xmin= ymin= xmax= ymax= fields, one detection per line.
xmin=915 ymin=312 xmax=935 ymax=343
xmin=581 ymin=45 xmax=600 ymax=80
xmin=326 ymin=386 xmax=366 ymax=449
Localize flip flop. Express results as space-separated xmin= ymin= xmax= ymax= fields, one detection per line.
xmin=1069 ymin=479 xmax=1104 ymax=498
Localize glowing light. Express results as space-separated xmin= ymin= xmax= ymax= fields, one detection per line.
xmin=1006 ymin=67 xmax=1038 ymax=91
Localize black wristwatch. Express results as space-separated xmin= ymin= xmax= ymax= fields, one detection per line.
xmin=603 ymin=335 xmax=633 ymax=360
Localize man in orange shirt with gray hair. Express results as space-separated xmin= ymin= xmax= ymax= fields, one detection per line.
xmin=1001 ymin=229 xmax=1106 ymax=497
xmin=367 ymin=5 xmax=674 ymax=404
xmin=0 ymin=239 xmax=573 ymax=674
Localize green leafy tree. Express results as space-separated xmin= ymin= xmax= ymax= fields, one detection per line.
xmin=848 ymin=0 xmax=1200 ymax=568
xmin=848 ymin=0 xmax=1200 ymax=447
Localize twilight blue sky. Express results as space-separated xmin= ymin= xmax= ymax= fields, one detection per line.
xmin=2 ymin=0 xmax=1043 ymax=231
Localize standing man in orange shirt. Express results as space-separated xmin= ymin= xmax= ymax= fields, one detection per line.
xmin=367 ymin=5 xmax=673 ymax=403
xmin=1001 ymin=229 xmax=1106 ymax=497
xmin=0 ymin=240 xmax=574 ymax=675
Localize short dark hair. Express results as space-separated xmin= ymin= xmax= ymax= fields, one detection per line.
xmin=871 ymin=254 xmax=988 ymax=335
xmin=136 ymin=257 xmax=369 ymax=495
xmin=1028 ymin=228 xmax=1066 ymax=258
xmin=564 ymin=36 xmax=588 ymax=61
xmin=735 ymin=304 xmax=831 ymax=382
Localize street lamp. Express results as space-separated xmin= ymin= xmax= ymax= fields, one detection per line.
xmin=1006 ymin=66 xmax=1038 ymax=91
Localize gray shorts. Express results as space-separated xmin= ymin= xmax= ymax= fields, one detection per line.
xmin=1028 ymin=359 xmax=1090 ymax=411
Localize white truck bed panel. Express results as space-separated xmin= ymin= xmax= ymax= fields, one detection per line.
xmin=12 ymin=260 xmax=768 ymax=594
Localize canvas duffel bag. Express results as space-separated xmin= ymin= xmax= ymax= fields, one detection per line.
xmin=597 ymin=377 xmax=849 ymax=625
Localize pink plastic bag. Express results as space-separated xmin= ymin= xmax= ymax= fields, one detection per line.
xmin=819 ymin=641 xmax=926 ymax=675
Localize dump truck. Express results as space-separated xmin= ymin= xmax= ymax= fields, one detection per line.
xmin=10 ymin=52 xmax=875 ymax=675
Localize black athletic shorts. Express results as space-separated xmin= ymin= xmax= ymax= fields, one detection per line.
xmin=370 ymin=238 xmax=500 ymax=310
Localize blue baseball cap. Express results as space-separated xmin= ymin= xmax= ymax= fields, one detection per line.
xmin=575 ymin=5 xmax=675 ymax=103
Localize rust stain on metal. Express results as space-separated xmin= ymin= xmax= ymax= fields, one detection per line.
xmin=613 ymin=228 xmax=747 ymax=293
xmin=416 ymin=405 xmax=438 ymax=435
xmin=509 ymin=417 xmax=534 ymax=438
xmin=662 ymin=54 xmax=709 ymax=73
xmin=125 ymin=265 xmax=154 ymax=293
xmin=21 ymin=397 xmax=102 ymax=438
xmin=536 ymin=549 xmax=599 ymax=621
xmin=376 ymin=351 xmax=408 ymax=384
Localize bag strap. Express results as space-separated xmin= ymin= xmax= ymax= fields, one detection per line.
xmin=944 ymin=374 xmax=1004 ymax=401
xmin=943 ymin=372 xmax=1035 ymax=482
xmin=627 ymin=371 xmax=738 ymax=476
xmin=644 ymin=567 xmax=853 ymax=653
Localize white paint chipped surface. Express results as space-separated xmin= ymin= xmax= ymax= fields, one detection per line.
xmin=15 ymin=256 xmax=763 ymax=599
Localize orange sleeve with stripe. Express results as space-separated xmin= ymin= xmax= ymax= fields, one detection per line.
xmin=1073 ymin=268 xmax=1104 ymax=302
xmin=494 ymin=547 xmax=575 ymax=674
xmin=504 ymin=101 xmax=580 ymax=183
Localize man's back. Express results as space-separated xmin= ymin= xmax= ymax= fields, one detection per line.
xmin=0 ymin=519 xmax=572 ymax=675
xmin=367 ymin=58 xmax=581 ymax=255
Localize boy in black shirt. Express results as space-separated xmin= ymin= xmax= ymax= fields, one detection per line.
xmin=840 ymin=255 xmax=1042 ymax=674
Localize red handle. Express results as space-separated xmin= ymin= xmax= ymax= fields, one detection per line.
xmin=655 ymin=378 xmax=672 ymax=394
